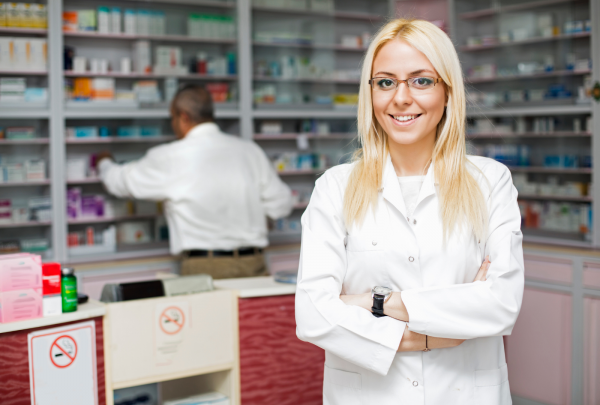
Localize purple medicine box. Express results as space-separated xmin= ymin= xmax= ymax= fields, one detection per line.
xmin=80 ymin=195 xmax=105 ymax=218
xmin=66 ymin=188 xmax=81 ymax=219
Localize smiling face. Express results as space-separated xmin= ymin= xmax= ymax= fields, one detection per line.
xmin=371 ymin=38 xmax=447 ymax=151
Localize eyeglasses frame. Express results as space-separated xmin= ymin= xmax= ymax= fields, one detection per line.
xmin=368 ymin=76 xmax=444 ymax=91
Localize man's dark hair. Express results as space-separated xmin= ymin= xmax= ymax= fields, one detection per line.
xmin=171 ymin=84 xmax=214 ymax=123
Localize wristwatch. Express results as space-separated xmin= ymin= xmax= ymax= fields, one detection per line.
xmin=371 ymin=286 xmax=393 ymax=318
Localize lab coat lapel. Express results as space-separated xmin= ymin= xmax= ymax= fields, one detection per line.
xmin=414 ymin=161 xmax=437 ymax=208
xmin=381 ymin=154 xmax=408 ymax=219
xmin=381 ymin=155 xmax=438 ymax=219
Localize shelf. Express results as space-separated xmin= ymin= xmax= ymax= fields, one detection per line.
xmin=467 ymin=104 xmax=591 ymax=117
xmin=133 ymin=0 xmax=236 ymax=7
xmin=66 ymin=136 xmax=176 ymax=144
xmin=460 ymin=32 xmax=590 ymax=52
xmin=0 ymin=221 xmax=51 ymax=229
xmin=253 ymin=41 xmax=367 ymax=52
xmin=253 ymin=109 xmax=356 ymax=118
xmin=66 ymin=178 xmax=101 ymax=185
xmin=64 ymin=71 xmax=238 ymax=80
xmin=0 ymin=109 xmax=49 ymax=118
xmin=459 ymin=0 xmax=579 ymax=20
xmin=0 ymin=69 xmax=47 ymax=76
xmin=278 ymin=169 xmax=327 ymax=176
xmin=0 ymin=27 xmax=47 ymax=35
xmin=66 ymin=245 xmax=172 ymax=265
xmin=68 ymin=215 xmax=161 ymax=225
xmin=466 ymin=69 xmax=591 ymax=84
xmin=64 ymin=108 xmax=239 ymax=119
xmin=467 ymin=131 xmax=591 ymax=139
xmin=0 ymin=138 xmax=50 ymax=144
xmin=522 ymin=234 xmax=592 ymax=248
xmin=253 ymin=133 xmax=355 ymax=140
xmin=253 ymin=76 xmax=359 ymax=84
xmin=63 ymin=31 xmax=236 ymax=45
xmin=518 ymin=194 xmax=592 ymax=202
xmin=507 ymin=166 xmax=592 ymax=174
xmin=0 ymin=180 xmax=50 ymax=187
xmin=252 ymin=6 xmax=384 ymax=21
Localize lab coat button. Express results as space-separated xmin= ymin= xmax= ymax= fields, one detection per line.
xmin=372 ymin=240 xmax=377 ymax=246
xmin=409 ymin=256 xmax=414 ymax=262
xmin=412 ymin=381 xmax=419 ymax=387
xmin=413 ymin=219 xmax=417 ymax=224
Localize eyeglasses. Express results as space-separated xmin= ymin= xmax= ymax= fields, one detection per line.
xmin=369 ymin=77 xmax=444 ymax=92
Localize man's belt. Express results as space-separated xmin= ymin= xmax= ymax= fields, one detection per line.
xmin=187 ymin=248 xmax=263 ymax=257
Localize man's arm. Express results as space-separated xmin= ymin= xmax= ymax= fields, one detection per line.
xmin=98 ymin=146 xmax=172 ymax=201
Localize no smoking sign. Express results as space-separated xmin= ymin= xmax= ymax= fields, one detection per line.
xmin=159 ymin=306 xmax=185 ymax=335
xmin=50 ymin=335 xmax=78 ymax=368
xmin=155 ymin=302 xmax=190 ymax=365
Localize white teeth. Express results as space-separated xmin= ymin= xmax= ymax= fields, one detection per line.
xmin=393 ymin=115 xmax=417 ymax=122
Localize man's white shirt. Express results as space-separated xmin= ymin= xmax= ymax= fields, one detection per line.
xmin=99 ymin=122 xmax=294 ymax=254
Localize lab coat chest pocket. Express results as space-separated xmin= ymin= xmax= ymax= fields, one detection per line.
xmin=323 ymin=365 xmax=363 ymax=405
xmin=345 ymin=232 xmax=386 ymax=288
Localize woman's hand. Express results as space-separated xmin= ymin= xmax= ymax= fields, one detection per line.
xmin=474 ymin=256 xmax=491 ymax=282
xmin=398 ymin=326 xmax=465 ymax=352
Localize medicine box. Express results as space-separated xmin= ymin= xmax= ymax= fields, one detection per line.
xmin=78 ymin=10 xmax=96 ymax=31
xmin=43 ymin=295 xmax=61 ymax=317
xmin=25 ymin=159 xmax=45 ymax=181
xmin=42 ymin=262 xmax=61 ymax=296
xmin=0 ymin=288 xmax=43 ymax=323
xmin=0 ymin=4 xmax=6 ymax=27
xmin=0 ymin=253 xmax=42 ymax=292
xmin=6 ymin=3 xmax=19 ymax=27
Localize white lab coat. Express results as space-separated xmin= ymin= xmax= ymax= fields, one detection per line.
xmin=295 ymin=154 xmax=524 ymax=405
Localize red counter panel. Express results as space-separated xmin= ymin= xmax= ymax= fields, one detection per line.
xmin=239 ymin=295 xmax=324 ymax=405
xmin=0 ymin=317 xmax=106 ymax=405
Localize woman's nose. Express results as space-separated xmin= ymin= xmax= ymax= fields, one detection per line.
xmin=393 ymin=81 xmax=413 ymax=106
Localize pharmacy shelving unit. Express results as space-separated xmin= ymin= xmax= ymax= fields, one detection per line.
xmin=449 ymin=0 xmax=599 ymax=248
xmin=0 ymin=0 xmax=242 ymax=265
xmin=0 ymin=2 xmax=53 ymax=259
xmin=249 ymin=0 xmax=394 ymax=244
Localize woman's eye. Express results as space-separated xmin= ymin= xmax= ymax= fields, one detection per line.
xmin=377 ymin=79 xmax=395 ymax=89
xmin=413 ymin=77 xmax=434 ymax=87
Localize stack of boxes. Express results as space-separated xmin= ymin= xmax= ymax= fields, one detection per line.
xmin=0 ymin=3 xmax=47 ymax=28
xmin=0 ymin=254 xmax=43 ymax=323
xmin=0 ymin=37 xmax=47 ymax=71
xmin=0 ymin=256 xmax=67 ymax=322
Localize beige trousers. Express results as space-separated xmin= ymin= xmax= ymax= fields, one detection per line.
xmin=180 ymin=251 xmax=267 ymax=280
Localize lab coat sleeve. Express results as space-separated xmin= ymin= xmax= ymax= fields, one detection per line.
xmin=401 ymin=163 xmax=524 ymax=339
xmin=98 ymin=146 xmax=172 ymax=200
xmin=296 ymin=169 xmax=406 ymax=376
xmin=255 ymin=144 xmax=294 ymax=219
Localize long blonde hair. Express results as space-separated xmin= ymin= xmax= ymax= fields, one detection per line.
xmin=344 ymin=18 xmax=488 ymax=241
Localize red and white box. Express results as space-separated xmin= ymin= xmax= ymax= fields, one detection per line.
xmin=42 ymin=262 xmax=62 ymax=317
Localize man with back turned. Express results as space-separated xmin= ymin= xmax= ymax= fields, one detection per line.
xmin=97 ymin=85 xmax=293 ymax=279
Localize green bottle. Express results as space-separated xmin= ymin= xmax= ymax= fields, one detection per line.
xmin=61 ymin=267 xmax=78 ymax=313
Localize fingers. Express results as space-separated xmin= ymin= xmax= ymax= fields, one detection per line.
xmin=473 ymin=256 xmax=491 ymax=282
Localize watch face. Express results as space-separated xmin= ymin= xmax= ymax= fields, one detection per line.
xmin=372 ymin=286 xmax=392 ymax=296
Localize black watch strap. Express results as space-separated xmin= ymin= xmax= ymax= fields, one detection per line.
xmin=372 ymin=294 xmax=387 ymax=318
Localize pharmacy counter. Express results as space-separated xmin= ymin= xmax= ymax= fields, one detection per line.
xmin=215 ymin=276 xmax=323 ymax=405
xmin=214 ymin=275 xmax=296 ymax=298
xmin=0 ymin=300 xmax=107 ymax=405
xmin=0 ymin=300 xmax=106 ymax=334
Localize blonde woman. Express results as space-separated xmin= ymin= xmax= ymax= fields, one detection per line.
xmin=295 ymin=19 xmax=524 ymax=404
